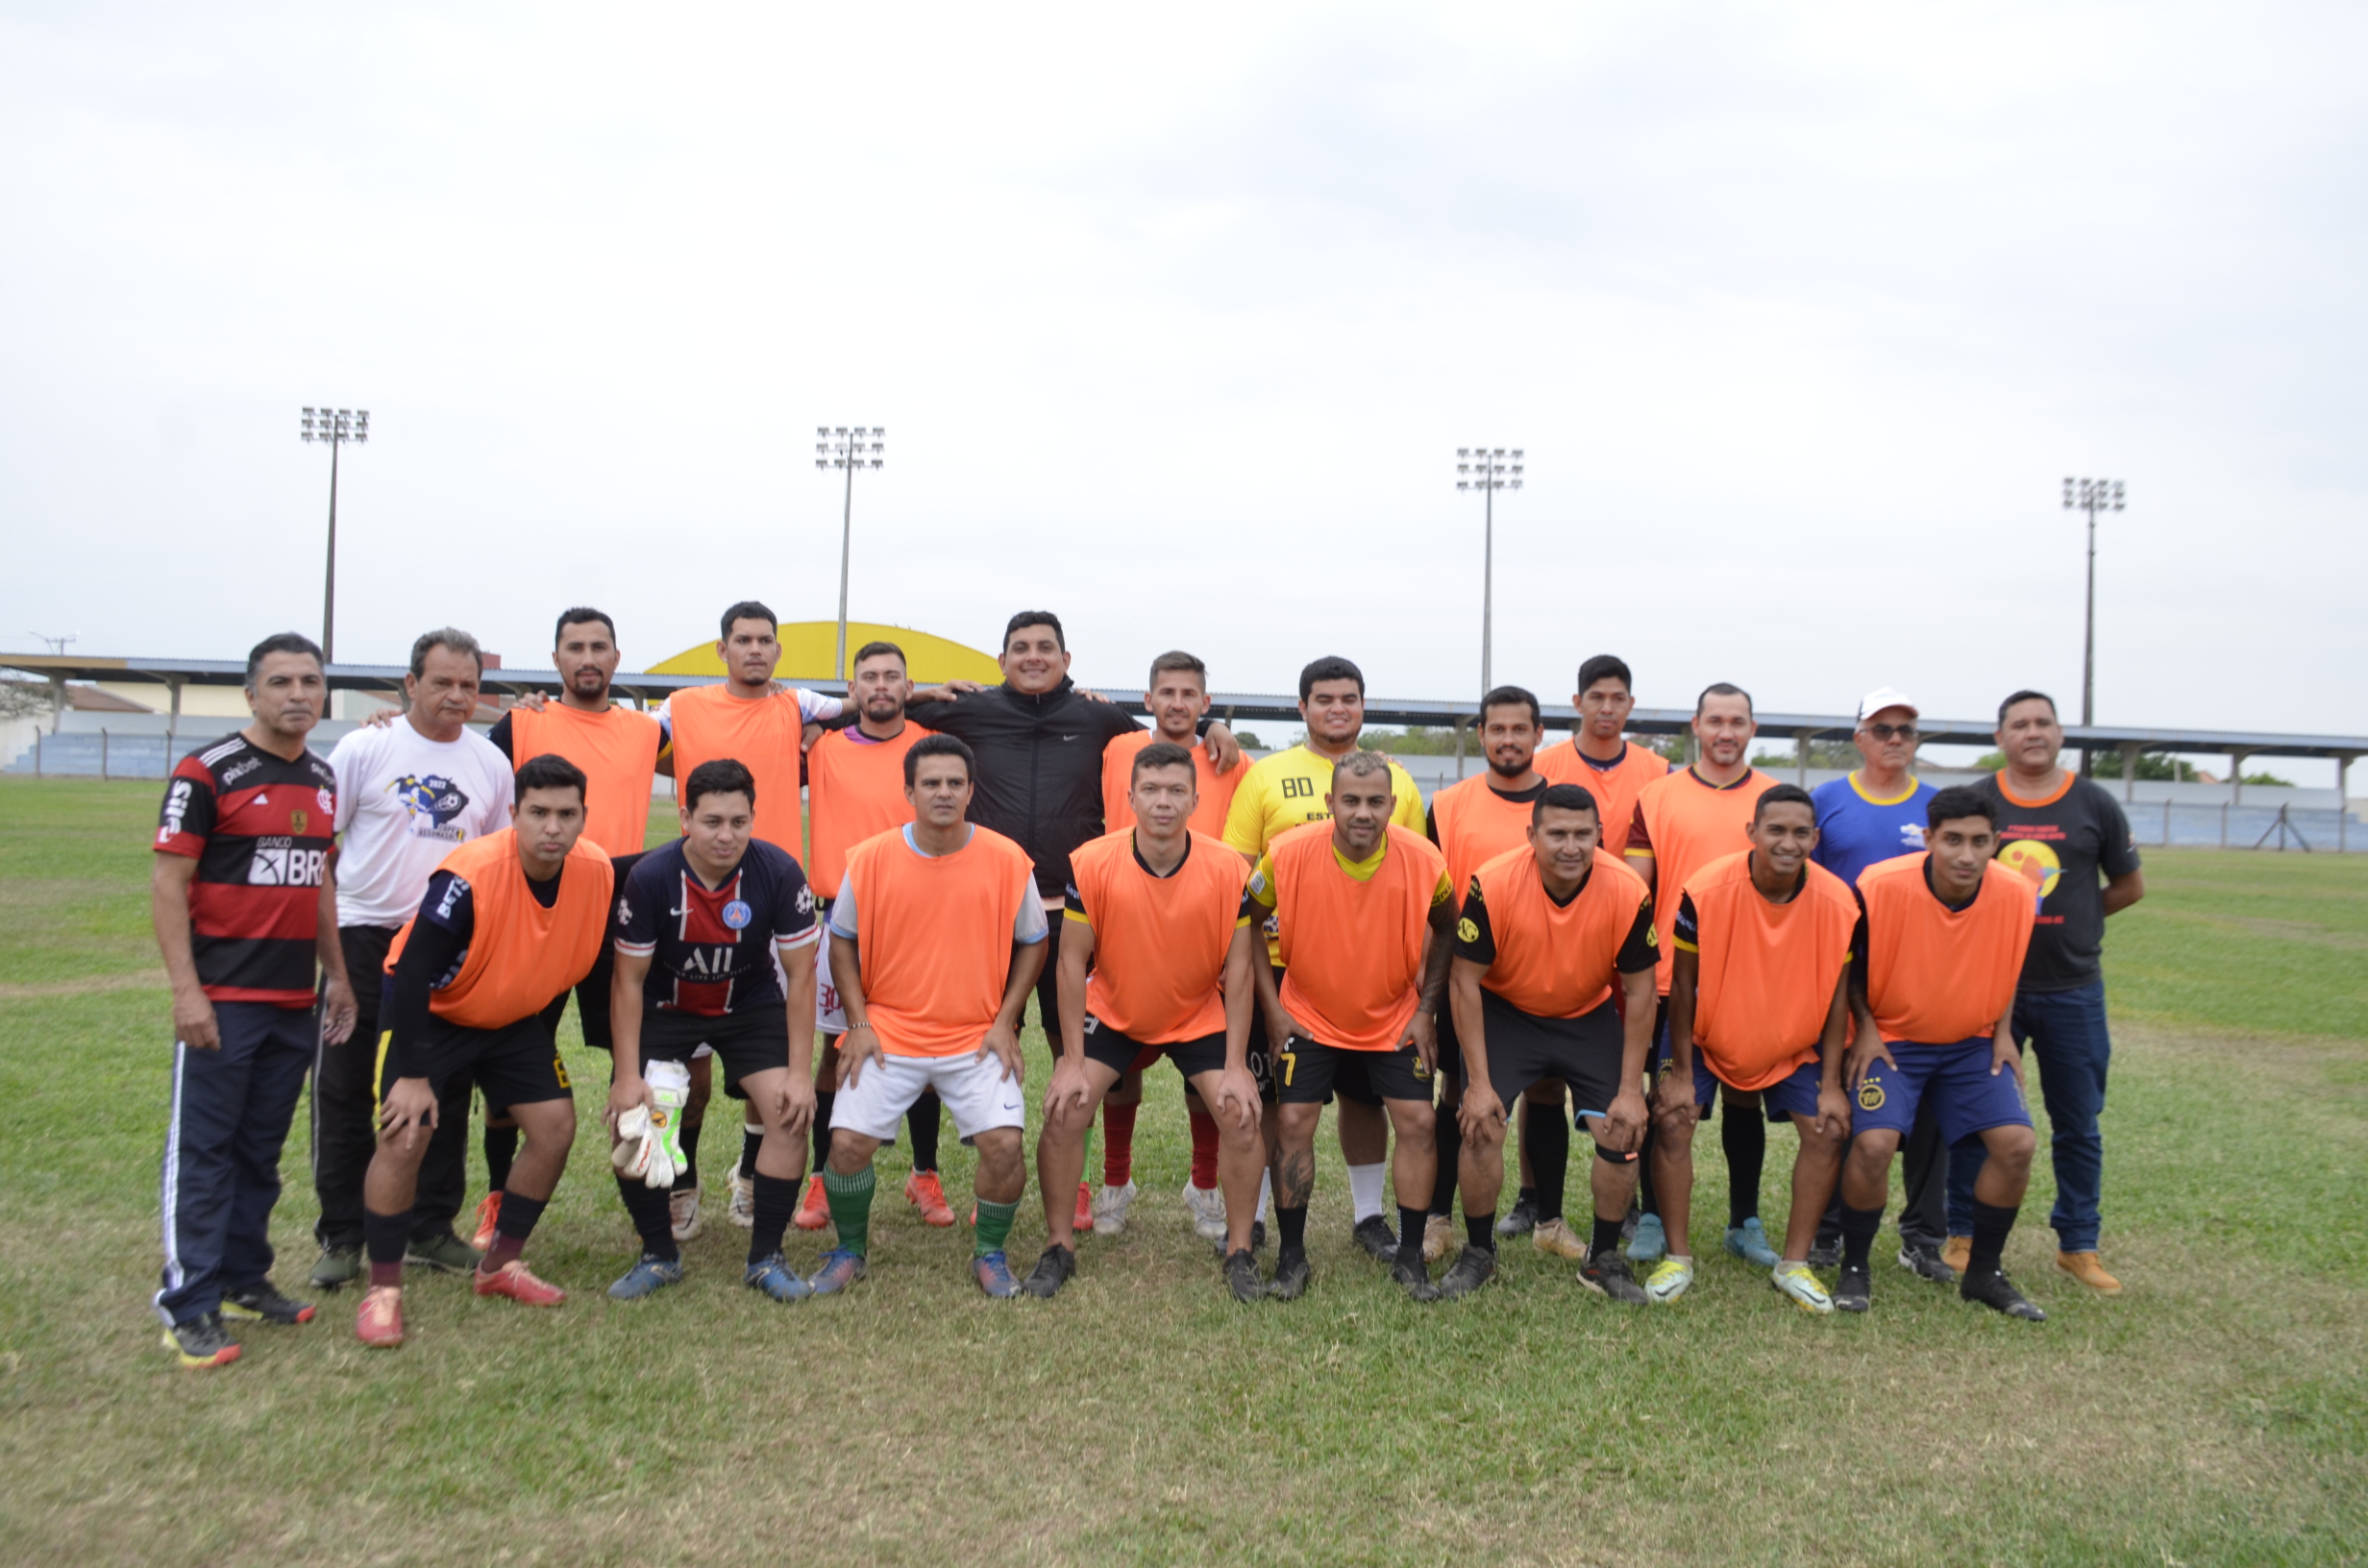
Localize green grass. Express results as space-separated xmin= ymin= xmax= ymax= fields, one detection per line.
xmin=2 ymin=777 xmax=2364 ymax=1566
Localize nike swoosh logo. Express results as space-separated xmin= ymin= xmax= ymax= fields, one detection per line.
xmin=1058 ymin=734 xmax=1079 ymax=742
xmin=669 ymin=907 xmax=686 ymax=917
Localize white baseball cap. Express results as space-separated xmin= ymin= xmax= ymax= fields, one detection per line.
xmin=1856 ymin=687 xmax=1919 ymax=723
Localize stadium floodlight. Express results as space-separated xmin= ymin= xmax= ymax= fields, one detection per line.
xmin=301 ymin=406 xmax=370 ymax=664
xmin=1456 ymin=447 xmax=1525 ymax=707
xmin=816 ymin=425 xmax=887 ymax=683
xmin=2063 ymin=477 xmax=2126 ymax=776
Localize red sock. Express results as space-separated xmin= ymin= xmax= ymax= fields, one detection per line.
xmin=1103 ymin=1101 xmax=1137 ymax=1187
xmin=481 ymin=1233 xmax=525 ymax=1271
xmin=1188 ymin=1104 xmax=1220 ymax=1189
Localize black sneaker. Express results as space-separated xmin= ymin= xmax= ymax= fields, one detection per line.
xmin=1897 ymin=1239 xmax=1958 ymax=1284
xmin=1390 ymin=1257 xmax=1439 ymax=1302
xmin=309 ymin=1244 xmax=362 ymax=1290
xmin=1270 ymin=1248 xmax=1312 ymax=1301
xmin=1808 ymin=1234 xmax=1841 ymax=1270
xmin=222 ymin=1282 xmax=316 ymax=1325
xmin=1577 ymin=1248 xmax=1649 ymax=1305
xmin=1833 ymin=1262 xmax=1872 ymax=1313
xmin=405 ymin=1231 xmax=482 ymax=1274
xmin=162 ymin=1311 xmax=240 ymax=1368
xmin=1351 ymin=1215 xmax=1397 ymax=1262
xmin=1961 ymin=1267 xmax=2045 ymax=1321
xmin=1224 ymin=1249 xmax=1268 ymax=1303
xmin=1020 ymin=1244 xmax=1076 ymax=1300
xmin=1496 ymin=1194 xmax=1541 ymax=1238
xmin=1435 ymin=1245 xmax=1497 ymax=1300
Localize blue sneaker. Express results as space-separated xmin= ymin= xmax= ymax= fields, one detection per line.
xmin=606 ymin=1253 xmax=683 ymax=1301
xmin=806 ymin=1247 xmax=866 ymax=1296
xmin=1628 ymin=1213 xmax=1667 ymax=1264
xmin=1725 ymin=1217 xmax=1779 ymax=1269
xmin=972 ymin=1251 xmax=1021 ymax=1298
xmin=745 ymin=1253 xmax=813 ymax=1303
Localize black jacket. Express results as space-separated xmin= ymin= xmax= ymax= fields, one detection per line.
xmin=909 ymin=678 xmax=1144 ymax=895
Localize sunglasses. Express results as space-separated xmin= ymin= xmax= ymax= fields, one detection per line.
xmin=1862 ymin=723 xmax=1919 ymax=741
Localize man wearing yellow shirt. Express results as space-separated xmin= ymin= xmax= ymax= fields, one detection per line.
xmin=1223 ymin=655 xmax=1425 ymax=1262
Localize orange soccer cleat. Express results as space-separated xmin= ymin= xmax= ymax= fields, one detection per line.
xmin=356 ymin=1286 xmax=406 ymax=1348
xmin=904 ymin=1170 xmax=955 ymax=1227
xmin=469 ymin=1190 xmax=503 ymax=1253
xmin=1073 ymin=1183 xmax=1094 ymax=1236
xmin=794 ymin=1173 xmax=831 ymax=1231
xmin=473 ymin=1260 xmax=566 ymax=1308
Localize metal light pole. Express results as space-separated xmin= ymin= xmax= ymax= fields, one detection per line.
xmin=303 ymin=407 xmax=369 ymax=664
xmin=2063 ymin=477 xmax=2125 ymax=777
xmin=816 ymin=427 xmax=886 ymax=682
xmin=1457 ymin=447 xmax=1524 ymax=703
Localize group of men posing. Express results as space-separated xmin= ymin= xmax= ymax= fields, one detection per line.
xmin=148 ymin=603 xmax=2143 ymax=1366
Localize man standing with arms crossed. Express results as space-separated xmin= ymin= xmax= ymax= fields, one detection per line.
xmin=1958 ymin=691 xmax=2144 ymax=1294
xmin=152 ymin=632 xmax=354 ymax=1367
xmin=1224 ymin=656 xmax=1426 ymax=1262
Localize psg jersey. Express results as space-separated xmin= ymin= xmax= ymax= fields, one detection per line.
xmin=614 ymin=838 xmax=818 ymax=1017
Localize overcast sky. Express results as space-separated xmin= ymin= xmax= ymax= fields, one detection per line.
xmin=3 ymin=3 xmax=2361 ymax=772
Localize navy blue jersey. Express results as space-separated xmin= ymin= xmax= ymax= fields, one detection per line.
xmin=614 ymin=838 xmax=818 ymax=1017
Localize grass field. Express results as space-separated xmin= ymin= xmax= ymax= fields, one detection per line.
xmin=1 ymin=776 xmax=2363 ymax=1566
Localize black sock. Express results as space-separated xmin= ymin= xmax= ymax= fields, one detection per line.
xmin=1968 ymin=1200 xmax=2018 ymax=1278
xmin=1528 ymin=1106 xmax=1569 ymax=1224
xmin=362 ymin=1206 xmax=410 ymax=1266
xmin=482 ymin=1123 xmax=519 ymax=1192
xmin=740 ymin=1122 xmax=764 ymax=1181
xmin=811 ymin=1090 xmax=836 ymax=1173
xmin=1591 ymin=1214 xmax=1625 ymax=1261
xmin=1428 ymin=1113 xmax=1461 ymax=1216
xmin=1395 ymin=1204 xmax=1428 ymax=1270
xmin=494 ymin=1189 xmax=548 ymax=1244
xmin=1277 ymin=1204 xmax=1308 ymax=1255
xmin=1637 ymin=1124 xmax=1659 ymax=1217
xmin=907 ymin=1089 xmax=942 ymax=1173
xmin=673 ymin=1117 xmax=703 ymax=1190
xmin=750 ymin=1172 xmax=798 ymax=1263
xmin=1516 ymin=1185 xmax=1539 ymax=1211
xmin=1840 ymin=1203 xmax=1883 ymax=1271
xmin=1465 ymin=1213 xmax=1495 ymax=1253
xmin=1723 ymin=1103 xmax=1764 ymax=1228
xmin=616 ymin=1175 xmax=680 ymax=1262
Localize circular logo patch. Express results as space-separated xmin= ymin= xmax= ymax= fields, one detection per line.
xmin=1997 ymin=838 xmax=2061 ymax=903
xmin=1456 ymin=917 xmax=1479 ymax=943
xmin=722 ymin=899 xmax=753 ymax=930
xmin=1857 ymin=1080 xmax=1887 ymax=1112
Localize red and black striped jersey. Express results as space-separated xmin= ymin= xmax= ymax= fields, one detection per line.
xmin=614 ymin=838 xmax=818 ymax=1017
xmin=156 ymin=734 xmax=337 ymax=1006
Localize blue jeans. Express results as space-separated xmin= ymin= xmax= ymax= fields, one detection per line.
xmin=1946 ymin=980 xmax=2110 ymax=1251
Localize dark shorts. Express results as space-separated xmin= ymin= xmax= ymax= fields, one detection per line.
xmin=1081 ymin=1016 xmax=1237 ymax=1089
xmin=1479 ymin=991 xmax=1625 ymax=1124
xmin=1654 ymin=1035 xmax=1823 ymax=1123
xmin=537 ymin=848 xmax=644 ymax=1052
xmin=1854 ymin=1037 xmax=2032 ymax=1146
xmin=641 ymin=1004 xmax=790 ymax=1094
xmin=1275 ymin=1035 xmax=1432 ymax=1106
xmin=384 ymin=1015 xmax=573 ymax=1111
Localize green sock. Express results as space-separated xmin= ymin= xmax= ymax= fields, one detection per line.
xmin=974 ymin=1198 xmax=1020 ymax=1259
xmin=822 ymin=1166 xmax=876 ymax=1258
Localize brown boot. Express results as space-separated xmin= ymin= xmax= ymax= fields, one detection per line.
xmin=2055 ymin=1251 xmax=2123 ymax=1294
xmin=1939 ymin=1236 xmax=1971 ymax=1274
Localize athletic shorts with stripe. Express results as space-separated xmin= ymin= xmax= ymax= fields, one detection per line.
xmin=1852 ymin=1036 xmax=2031 ymax=1145
xmin=1081 ymin=1014 xmax=1254 ymax=1094
xmin=1477 ymin=989 xmax=1626 ymax=1130
xmin=1652 ymin=1034 xmax=1823 ymax=1123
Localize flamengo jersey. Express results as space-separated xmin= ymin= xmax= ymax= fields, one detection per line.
xmin=1535 ymin=740 xmax=1669 ymax=858
xmin=1253 ymin=821 xmax=1449 ymax=1052
xmin=1066 ymin=828 xmax=1250 ymax=1043
xmin=841 ymin=823 xmax=1039 ymax=1058
xmin=1630 ymin=766 xmax=1776 ymax=996
xmin=1856 ymin=854 xmax=2034 ymax=1044
xmin=155 ymin=735 xmax=339 ymax=1006
xmin=507 ymin=702 xmax=661 ymax=859
xmin=1463 ymin=845 xmax=1655 ymax=1018
xmin=805 ymin=722 xmax=928 ymax=900
xmin=614 ymin=838 xmax=819 ymax=1017
xmin=1101 ymin=728 xmax=1246 ymax=840
xmin=1676 ymin=849 xmax=1857 ymax=1090
xmin=384 ymin=830 xmax=614 ymax=1029
xmin=1427 ymin=773 xmax=1542 ymax=916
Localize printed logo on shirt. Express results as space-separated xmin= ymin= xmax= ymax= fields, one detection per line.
xmin=223 ymin=756 xmax=262 ymax=786
xmin=1996 ymin=838 xmax=2061 ymax=906
xmin=160 ymin=779 xmax=193 ymax=845
xmin=1898 ymin=822 xmax=1928 ymax=850
xmin=722 ymin=899 xmax=752 ymax=930
xmin=248 ymin=841 xmax=328 ymax=888
xmin=1858 ymin=1079 xmax=1887 ymax=1112
xmin=386 ymin=773 xmax=474 ymax=841
xmin=317 ymin=787 xmax=335 ymax=816
xmin=434 ymin=875 xmax=471 ymax=920
xmin=1456 ymin=917 xmax=1479 ymax=943
xmin=289 ymin=809 xmax=309 ymax=835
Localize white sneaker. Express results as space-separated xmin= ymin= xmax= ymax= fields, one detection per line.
xmin=1093 ymin=1180 xmax=1138 ymax=1237
xmin=726 ymin=1163 xmax=754 ymax=1230
xmin=1182 ymin=1180 xmax=1226 ymax=1242
xmin=669 ymin=1185 xmax=704 ymax=1243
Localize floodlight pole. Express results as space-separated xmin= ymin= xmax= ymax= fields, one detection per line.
xmin=303 ymin=407 xmax=370 ymax=664
xmin=817 ymin=427 xmax=887 ymax=682
xmin=2063 ymin=477 xmax=2125 ymax=777
xmin=1457 ymin=445 xmax=1525 ymax=703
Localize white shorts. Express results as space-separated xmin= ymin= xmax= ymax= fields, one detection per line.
xmin=814 ymin=936 xmax=847 ymax=1035
xmin=830 ymin=1049 xmax=1024 ymax=1144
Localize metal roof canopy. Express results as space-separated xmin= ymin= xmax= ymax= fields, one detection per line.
xmin=5 ymin=654 xmax=2362 ymax=761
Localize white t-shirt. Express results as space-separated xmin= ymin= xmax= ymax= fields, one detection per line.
xmin=330 ymin=720 xmax=516 ymax=927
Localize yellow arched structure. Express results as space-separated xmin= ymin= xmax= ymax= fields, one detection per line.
xmin=649 ymin=621 xmax=1001 ymax=685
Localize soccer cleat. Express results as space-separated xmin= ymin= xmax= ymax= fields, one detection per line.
xmin=973 ymin=1251 xmax=1023 ymax=1299
xmin=1724 ymin=1217 xmax=1779 ymax=1269
xmin=794 ymin=1173 xmax=831 ymax=1231
xmin=2055 ymin=1252 xmax=2123 ymax=1294
xmin=727 ymin=1164 xmax=755 ymax=1230
xmin=1531 ymin=1216 xmax=1587 ymax=1262
xmin=1270 ymin=1249 xmax=1313 ymax=1302
xmin=746 ymin=1253 xmax=813 ymax=1303
xmin=1833 ymin=1262 xmax=1872 ymax=1313
xmin=1093 ymin=1180 xmax=1138 ymax=1237
xmin=1021 ymin=1243 xmax=1077 ymax=1299
xmin=1577 ymin=1249 xmax=1649 ymax=1305
xmin=405 ymin=1231 xmax=482 ymax=1275
xmin=1963 ymin=1267 xmax=2047 ymax=1321
xmin=1184 ymin=1180 xmax=1228 ymax=1242
xmin=1435 ymin=1245 xmax=1497 ymax=1300
xmin=1643 ymin=1255 xmax=1694 ymax=1305
xmin=221 ymin=1282 xmax=316 ymax=1326
xmin=474 ymin=1260 xmax=566 ymax=1308
xmin=1940 ymin=1235 xmax=1972 ymax=1274
xmin=1495 ymin=1193 xmax=1541 ymax=1238
xmin=606 ymin=1253 xmax=684 ymax=1301
xmin=1421 ymin=1213 xmax=1455 ymax=1263
xmin=1628 ymin=1213 xmax=1667 ymax=1264
xmin=806 ymin=1247 xmax=867 ymax=1296
xmin=1771 ymin=1262 xmax=1835 ymax=1314
xmin=669 ymin=1186 xmax=704 ymax=1243
xmin=308 ymin=1245 xmax=362 ymax=1290
xmin=1898 ymin=1239 xmax=1958 ymax=1284
xmin=1390 ymin=1258 xmax=1440 ymax=1302
xmin=356 ymin=1286 xmax=405 ymax=1348
xmin=1351 ymin=1215 xmax=1398 ymax=1262
xmin=1808 ymin=1234 xmax=1841 ymax=1270
xmin=161 ymin=1312 xmax=241 ymax=1368
xmin=1251 ymin=1219 xmax=1268 ymax=1254
xmin=1224 ymin=1248 xmax=1268 ymax=1303
xmin=1073 ymin=1184 xmax=1094 ymax=1237
xmin=904 ymin=1171 xmax=955 ymax=1228
xmin=469 ymin=1190 xmax=503 ymax=1253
